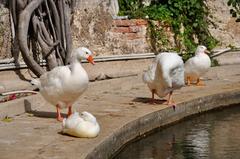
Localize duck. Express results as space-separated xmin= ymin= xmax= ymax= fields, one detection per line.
xmin=31 ymin=47 xmax=95 ymax=121
xmin=62 ymin=111 xmax=100 ymax=138
xmin=184 ymin=45 xmax=211 ymax=86
xmin=143 ymin=52 xmax=185 ymax=106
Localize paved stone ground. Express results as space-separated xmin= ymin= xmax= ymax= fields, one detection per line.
xmin=0 ymin=62 xmax=240 ymax=159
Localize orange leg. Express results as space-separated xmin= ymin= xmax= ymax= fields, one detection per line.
xmin=67 ymin=106 xmax=72 ymax=117
xmin=196 ymin=78 xmax=205 ymax=86
xmin=167 ymin=91 xmax=175 ymax=105
xmin=149 ymin=89 xmax=156 ymax=104
xmin=163 ymin=91 xmax=176 ymax=109
xmin=56 ymin=105 xmax=63 ymax=122
xmin=186 ymin=76 xmax=191 ymax=86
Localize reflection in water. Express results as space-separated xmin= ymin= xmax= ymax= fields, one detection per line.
xmin=114 ymin=105 xmax=240 ymax=159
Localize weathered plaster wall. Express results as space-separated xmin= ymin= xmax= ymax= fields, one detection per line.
xmin=71 ymin=0 xmax=153 ymax=55
xmin=0 ymin=2 xmax=11 ymax=59
xmin=207 ymin=0 xmax=240 ymax=48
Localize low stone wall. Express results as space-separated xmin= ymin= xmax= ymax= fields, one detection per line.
xmin=71 ymin=5 xmax=152 ymax=55
xmin=72 ymin=17 xmax=177 ymax=55
xmin=86 ymin=90 xmax=240 ymax=159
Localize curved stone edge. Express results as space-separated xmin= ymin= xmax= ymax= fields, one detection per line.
xmin=0 ymin=94 xmax=40 ymax=119
xmin=0 ymin=96 xmax=28 ymax=119
xmin=85 ymin=89 xmax=240 ymax=159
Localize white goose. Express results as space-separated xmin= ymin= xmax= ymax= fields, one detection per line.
xmin=31 ymin=47 xmax=95 ymax=121
xmin=143 ymin=52 xmax=185 ymax=106
xmin=62 ymin=111 xmax=100 ymax=138
xmin=184 ymin=45 xmax=211 ymax=86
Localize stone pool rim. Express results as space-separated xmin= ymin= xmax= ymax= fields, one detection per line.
xmin=85 ymin=89 xmax=240 ymax=159
xmin=0 ymin=87 xmax=240 ymax=159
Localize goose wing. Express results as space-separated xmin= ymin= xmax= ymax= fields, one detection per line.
xmin=157 ymin=52 xmax=184 ymax=88
xmin=38 ymin=66 xmax=71 ymax=104
xmin=142 ymin=59 xmax=157 ymax=84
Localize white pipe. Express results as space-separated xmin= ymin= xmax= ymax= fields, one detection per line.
xmin=0 ymin=48 xmax=238 ymax=71
xmin=112 ymin=15 xmax=129 ymax=20
xmin=0 ymin=60 xmax=46 ymax=70
xmin=0 ymin=53 xmax=156 ymax=71
xmin=1 ymin=90 xmax=38 ymax=96
xmin=0 ymin=58 xmax=14 ymax=64
xmin=210 ymin=48 xmax=240 ymax=58
xmin=93 ymin=53 xmax=155 ymax=59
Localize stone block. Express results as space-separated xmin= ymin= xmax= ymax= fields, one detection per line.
xmin=126 ymin=33 xmax=142 ymax=40
xmin=112 ymin=19 xmax=135 ymax=26
xmin=112 ymin=27 xmax=130 ymax=33
xmin=129 ymin=26 xmax=141 ymax=33
xmin=135 ymin=19 xmax=148 ymax=26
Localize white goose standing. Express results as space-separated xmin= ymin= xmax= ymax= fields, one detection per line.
xmin=31 ymin=47 xmax=95 ymax=121
xmin=143 ymin=52 xmax=185 ymax=106
xmin=184 ymin=45 xmax=211 ymax=86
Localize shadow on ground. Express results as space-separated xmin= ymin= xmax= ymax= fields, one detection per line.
xmin=133 ymin=97 xmax=167 ymax=104
xmin=24 ymin=99 xmax=67 ymax=119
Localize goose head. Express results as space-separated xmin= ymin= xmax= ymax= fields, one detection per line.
xmin=80 ymin=111 xmax=97 ymax=123
xmin=195 ymin=45 xmax=210 ymax=55
xmin=73 ymin=47 xmax=95 ymax=65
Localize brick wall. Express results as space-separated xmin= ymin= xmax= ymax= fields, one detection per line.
xmin=106 ymin=19 xmax=151 ymax=55
xmin=71 ymin=0 xmax=176 ymax=56
xmin=71 ymin=3 xmax=153 ymax=55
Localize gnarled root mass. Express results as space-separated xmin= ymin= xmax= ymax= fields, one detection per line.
xmin=9 ymin=0 xmax=76 ymax=77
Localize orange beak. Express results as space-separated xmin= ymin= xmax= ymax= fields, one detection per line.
xmin=87 ymin=55 xmax=95 ymax=65
xmin=204 ymin=49 xmax=210 ymax=54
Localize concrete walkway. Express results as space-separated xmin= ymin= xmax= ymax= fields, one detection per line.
xmin=0 ymin=62 xmax=240 ymax=159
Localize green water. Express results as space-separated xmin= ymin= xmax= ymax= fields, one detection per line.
xmin=114 ymin=105 xmax=240 ymax=159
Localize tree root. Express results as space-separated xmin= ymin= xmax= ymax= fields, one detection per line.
xmin=10 ymin=0 xmax=75 ymax=77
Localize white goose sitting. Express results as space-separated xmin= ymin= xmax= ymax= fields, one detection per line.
xmin=184 ymin=45 xmax=211 ymax=86
xmin=31 ymin=47 xmax=95 ymax=121
xmin=62 ymin=111 xmax=100 ymax=138
xmin=143 ymin=52 xmax=185 ymax=106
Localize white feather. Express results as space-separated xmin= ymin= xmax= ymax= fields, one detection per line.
xmin=143 ymin=52 xmax=185 ymax=97
xmin=33 ymin=47 xmax=93 ymax=109
xmin=184 ymin=45 xmax=211 ymax=80
xmin=62 ymin=111 xmax=100 ymax=138
xmin=30 ymin=79 xmax=41 ymax=87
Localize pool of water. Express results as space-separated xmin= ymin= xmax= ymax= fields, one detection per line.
xmin=114 ymin=105 xmax=240 ymax=159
